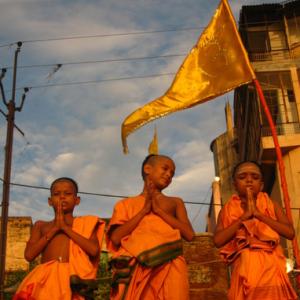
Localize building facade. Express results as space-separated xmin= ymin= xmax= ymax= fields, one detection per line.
xmin=209 ymin=0 xmax=300 ymax=257
xmin=208 ymin=102 xmax=239 ymax=231
xmin=233 ymin=0 xmax=300 ymax=257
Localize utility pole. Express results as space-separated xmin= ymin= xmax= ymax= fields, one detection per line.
xmin=0 ymin=42 xmax=28 ymax=300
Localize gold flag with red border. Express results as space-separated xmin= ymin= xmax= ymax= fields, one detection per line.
xmin=121 ymin=0 xmax=255 ymax=153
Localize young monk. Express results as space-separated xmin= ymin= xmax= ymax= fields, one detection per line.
xmin=107 ymin=154 xmax=195 ymax=300
xmin=13 ymin=177 xmax=106 ymax=300
xmin=214 ymin=161 xmax=297 ymax=300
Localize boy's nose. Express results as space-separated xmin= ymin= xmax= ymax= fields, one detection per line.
xmin=246 ymin=175 xmax=253 ymax=182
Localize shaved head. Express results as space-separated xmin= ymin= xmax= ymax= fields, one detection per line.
xmin=50 ymin=177 xmax=79 ymax=194
xmin=141 ymin=154 xmax=173 ymax=180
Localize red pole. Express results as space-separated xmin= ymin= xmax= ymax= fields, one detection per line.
xmin=254 ymin=78 xmax=300 ymax=285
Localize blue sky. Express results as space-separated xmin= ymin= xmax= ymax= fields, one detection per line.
xmin=0 ymin=0 xmax=283 ymax=232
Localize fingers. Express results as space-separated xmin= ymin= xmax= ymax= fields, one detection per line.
xmin=57 ymin=199 xmax=63 ymax=216
xmin=246 ymin=187 xmax=253 ymax=200
xmin=246 ymin=188 xmax=253 ymax=204
xmin=246 ymin=188 xmax=257 ymax=217
xmin=146 ymin=179 xmax=155 ymax=191
xmin=145 ymin=179 xmax=156 ymax=200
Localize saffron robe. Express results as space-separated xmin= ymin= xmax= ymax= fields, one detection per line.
xmin=220 ymin=193 xmax=297 ymax=300
xmin=107 ymin=195 xmax=190 ymax=300
xmin=13 ymin=216 xmax=105 ymax=300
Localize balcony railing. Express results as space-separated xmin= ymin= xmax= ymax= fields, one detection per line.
xmin=249 ymin=46 xmax=300 ymax=62
xmin=261 ymin=122 xmax=300 ymax=136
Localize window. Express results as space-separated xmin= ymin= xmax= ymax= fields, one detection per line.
xmin=247 ymin=31 xmax=270 ymax=53
xmin=258 ymin=71 xmax=299 ymax=129
xmin=286 ymin=15 xmax=300 ymax=46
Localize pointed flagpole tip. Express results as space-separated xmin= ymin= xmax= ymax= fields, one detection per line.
xmin=122 ymin=139 xmax=129 ymax=154
xmin=123 ymin=146 xmax=129 ymax=155
xmin=121 ymin=123 xmax=129 ymax=154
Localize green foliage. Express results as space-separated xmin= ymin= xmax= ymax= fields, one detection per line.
xmin=93 ymin=251 xmax=112 ymax=300
xmin=288 ymin=271 xmax=300 ymax=298
xmin=4 ymin=270 xmax=27 ymax=300
xmin=3 ymin=252 xmax=113 ymax=300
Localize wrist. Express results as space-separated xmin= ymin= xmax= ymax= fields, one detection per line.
xmin=154 ymin=206 xmax=163 ymax=215
xmin=254 ymin=211 xmax=262 ymax=219
xmin=44 ymin=228 xmax=56 ymax=242
xmin=141 ymin=205 xmax=149 ymax=213
xmin=45 ymin=234 xmax=50 ymax=242
xmin=61 ymin=224 xmax=71 ymax=233
xmin=240 ymin=215 xmax=248 ymax=222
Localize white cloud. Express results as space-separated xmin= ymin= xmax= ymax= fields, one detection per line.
xmin=0 ymin=0 xmax=268 ymax=233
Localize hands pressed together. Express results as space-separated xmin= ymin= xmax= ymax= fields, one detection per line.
xmin=142 ymin=179 xmax=163 ymax=215
xmin=241 ymin=188 xmax=261 ymax=221
xmin=53 ymin=201 xmax=71 ymax=233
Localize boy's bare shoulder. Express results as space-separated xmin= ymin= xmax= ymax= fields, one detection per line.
xmin=163 ymin=195 xmax=184 ymax=204
xmin=33 ymin=220 xmax=53 ymax=229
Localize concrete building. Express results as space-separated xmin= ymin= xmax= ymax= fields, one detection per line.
xmin=209 ymin=0 xmax=300 ymax=258
xmin=233 ymin=0 xmax=300 ymax=259
xmin=208 ymin=102 xmax=239 ymax=232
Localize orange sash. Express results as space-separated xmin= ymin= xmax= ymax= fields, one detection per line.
xmin=220 ymin=193 xmax=280 ymax=263
xmin=107 ymin=195 xmax=182 ymax=257
xmin=107 ymin=195 xmax=189 ymax=300
xmin=220 ymin=193 xmax=297 ymax=300
xmin=13 ymin=216 xmax=105 ymax=300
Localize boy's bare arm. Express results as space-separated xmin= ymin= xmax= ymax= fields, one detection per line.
xmin=109 ymin=200 xmax=151 ymax=247
xmin=24 ymin=221 xmax=59 ymax=262
xmin=152 ymin=197 xmax=194 ymax=241
xmin=213 ymin=210 xmax=245 ymax=248
xmin=253 ymin=201 xmax=295 ymax=240
xmin=53 ymin=201 xmax=100 ymax=257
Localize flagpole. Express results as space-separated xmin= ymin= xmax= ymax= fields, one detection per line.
xmin=253 ymin=78 xmax=300 ymax=285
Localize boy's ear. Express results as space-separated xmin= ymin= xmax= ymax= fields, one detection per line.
xmin=143 ymin=164 xmax=152 ymax=177
xmin=48 ymin=197 xmax=53 ymax=207
xmin=260 ymin=182 xmax=264 ymax=192
xmin=232 ymin=180 xmax=237 ymax=191
xmin=75 ymin=196 xmax=81 ymax=206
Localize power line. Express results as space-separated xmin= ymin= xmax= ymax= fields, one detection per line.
xmin=6 ymin=180 xmax=126 ymax=199
xmin=3 ymin=54 xmax=186 ymax=71
xmin=2 ymin=178 xmax=300 ymax=210
xmin=13 ymin=72 xmax=176 ymax=92
xmin=191 ymin=186 xmax=211 ymax=225
xmin=0 ymin=27 xmax=202 ymax=48
xmin=0 ymin=178 xmax=215 ymax=206
xmin=0 ymin=19 xmax=288 ymax=49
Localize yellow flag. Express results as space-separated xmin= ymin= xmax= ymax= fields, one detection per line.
xmin=122 ymin=0 xmax=255 ymax=153
xmin=148 ymin=126 xmax=159 ymax=154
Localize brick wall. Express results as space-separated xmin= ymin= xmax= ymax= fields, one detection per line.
xmin=183 ymin=233 xmax=229 ymax=300
xmin=5 ymin=217 xmax=32 ymax=272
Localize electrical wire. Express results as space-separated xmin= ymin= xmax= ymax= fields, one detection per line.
xmin=1 ymin=179 xmax=300 ymax=211
xmin=0 ymin=19 xmax=289 ymax=49
xmin=2 ymin=54 xmax=186 ymax=71
xmin=0 ymin=178 xmax=218 ymax=206
xmin=0 ymin=27 xmax=202 ymax=48
xmin=191 ymin=186 xmax=211 ymax=225
xmin=12 ymin=72 xmax=176 ymax=92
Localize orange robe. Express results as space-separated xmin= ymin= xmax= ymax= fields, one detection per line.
xmin=107 ymin=195 xmax=190 ymax=300
xmin=13 ymin=216 xmax=105 ymax=300
xmin=220 ymin=193 xmax=297 ymax=300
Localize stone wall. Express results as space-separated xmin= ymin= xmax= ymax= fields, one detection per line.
xmin=3 ymin=219 xmax=229 ymax=299
xmin=183 ymin=232 xmax=229 ymax=300
xmin=5 ymin=217 xmax=32 ymax=272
